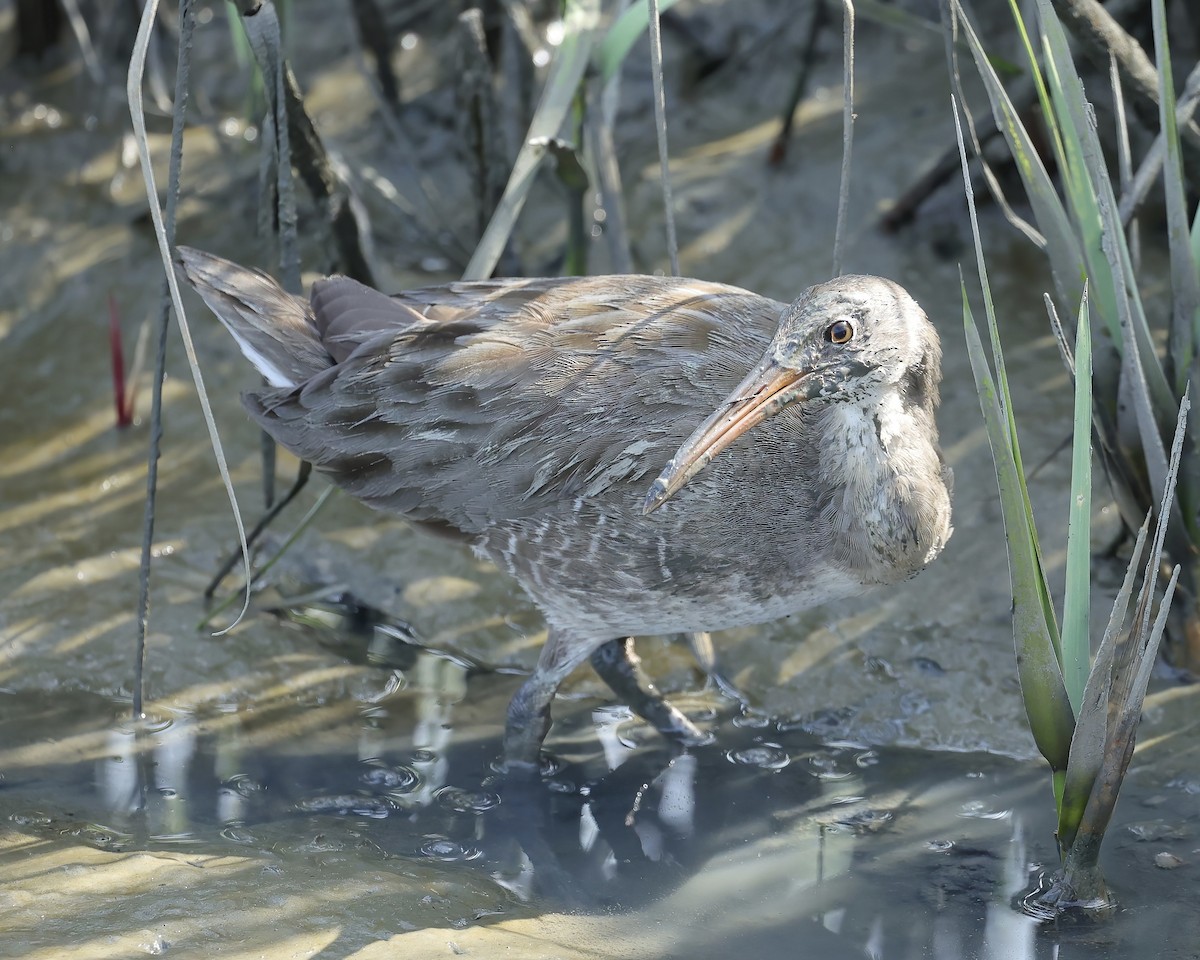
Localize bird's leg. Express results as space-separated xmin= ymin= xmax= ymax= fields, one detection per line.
xmin=503 ymin=627 xmax=593 ymax=773
xmin=590 ymin=638 xmax=705 ymax=744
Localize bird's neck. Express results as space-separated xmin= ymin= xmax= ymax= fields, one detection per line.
xmin=817 ymin=389 xmax=951 ymax=583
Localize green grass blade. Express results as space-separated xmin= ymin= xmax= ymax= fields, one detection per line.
xmin=1032 ymin=1 xmax=1120 ymax=348
xmin=963 ymin=288 xmax=1075 ymax=771
xmin=1151 ymin=0 xmax=1199 ymax=397
xmin=596 ymin=0 xmax=682 ymax=84
xmin=1060 ymin=290 xmax=1092 ymax=713
xmin=1068 ymin=395 xmax=1190 ymax=868
xmin=952 ymin=95 xmax=1062 ymax=657
xmin=953 ymin=1 xmax=1085 ymax=313
xmin=1058 ymin=519 xmax=1148 ymax=852
xmin=464 ymin=0 xmax=600 ymax=281
xmin=1033 ymin=0 xmax=1176 ymax=425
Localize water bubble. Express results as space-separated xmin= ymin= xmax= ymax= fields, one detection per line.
xmin=726 ymin=744 xmax=790 ymax=770
xmin=854 ymin=750 xmax=880 ymax=768
xmin=804 ymin=752 xmax=853 ymax=781
xmin=732 ymin=711 xmax=772 ymax=729
xmin=778 ymin=706 xmax=856 ymax=734
xmin=410 ymin=749 xmax=438 ymax=764
xmin=219 ymin=826 xmax=257 ymax=844
xmin=360 ymin=764 xmax=421 ymax=793
xmin=926 ymin=839 xmax=955 ymax=853
xmin=434 ymin=786 xmax=501 ymax=814
xmin=419 ymin=836 xmax=481 ymax=862
xmin=957 ymin=800 xmax=1011 ymax=820
xmin=222 ymin=775 xmax=266 ymax=799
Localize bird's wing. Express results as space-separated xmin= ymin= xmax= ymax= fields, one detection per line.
xmin=244 ymin=275 xmax=782 ymax=533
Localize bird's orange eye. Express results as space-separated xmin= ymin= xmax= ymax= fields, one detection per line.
xmin=826 ymin=320 xmax=854 ymax=344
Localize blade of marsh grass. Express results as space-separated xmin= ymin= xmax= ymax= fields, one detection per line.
xmin=952 ymin=97 xmax=1061 ymax=657
xmin=1061 ymin=289 xmax=1092 ymax=713
xmin=955 ymin=100 xmax=1073 ymax=776
xmin=647 ymin=0 xmax=679 ymax=277
xmin=1118 ymin=62 xmax=1200 ymax=228
xmin=1109 ymin=52 xmax=1142 ymax=286
xmin=832 ymin=0 xmax=855 ymax=278
xmin=1033 ymin=0 xmax=1176 ymax=423
xmin=596 ymin=0 xmax=682 ymax=84
xmin=1151 ymin=0 xmax=1199 ymax=396
xmin=939 ymin=6 xmax=1043 ymax=248
xmin=950 ymin=0 xmax=1085 ymax=319
xmin=1058 ymin=519 xmax=1149 ymax=854
xmin=1068 ymin=395 xmax=1189 ymax=869
xmin=1030 ymin=1 xmax=1124 ymax=354
xmin=962 ymin=289 xmax=1075 ymax=773
xmin=129 ymin=0 xmax=253 ymax=640
xmin=463 ymin=0 xmax=600 ymax=281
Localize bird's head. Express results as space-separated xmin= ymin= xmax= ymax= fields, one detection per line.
xmin=643 ymin=275 xmax=941 ymax=514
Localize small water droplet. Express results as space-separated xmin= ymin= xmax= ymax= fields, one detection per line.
xmin=732 ymin=711 xmax=771 ymax=729
xmin=957 ymin=800 xmax=1011 ymax=820
xmin=726 ymin=744 xmax=790 ymax=770
xmin=435 ymin=787 xmax=501 ymax=814
xmin=219 ymin=826 xmax=257 ymax=844
xmin=360 ymin=764 xmax=421 ymax=793
xmin=223 ymin=775 xmax=265 ymax=799
xmin=420 ymin=837 xmax=481 ymax=862
xmin=804 ymin=752 xmax=853 ymax=781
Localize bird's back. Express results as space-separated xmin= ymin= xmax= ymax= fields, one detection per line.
xmin=178 ymin=249 xmax=785 ymax=538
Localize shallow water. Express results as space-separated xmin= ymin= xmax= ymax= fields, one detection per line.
xmin=2 ymin=677 xmax=1198 ymax=959
xmin=1 ymin=2 xmax=1197 ymax=958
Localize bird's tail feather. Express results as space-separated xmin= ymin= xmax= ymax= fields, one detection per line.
xmin=175 ymin=246 xmax=330 ymax=388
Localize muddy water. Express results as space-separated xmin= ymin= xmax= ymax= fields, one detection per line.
xmin=1 ymin=2 xmax=1197 ymax=958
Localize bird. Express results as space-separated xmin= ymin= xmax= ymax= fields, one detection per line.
xmin=177 ymin=247 xmax=953 ymax=772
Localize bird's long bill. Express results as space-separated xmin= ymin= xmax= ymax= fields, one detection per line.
xmin=642 ymin=358 xmax=809 ymax=514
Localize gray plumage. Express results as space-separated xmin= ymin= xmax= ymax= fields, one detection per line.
xmin=177 ymin=247 xmax=952 ymax=769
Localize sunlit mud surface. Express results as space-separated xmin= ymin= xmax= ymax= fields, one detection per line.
xmin=2 ymin=1 xmax=1198 ymax=957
